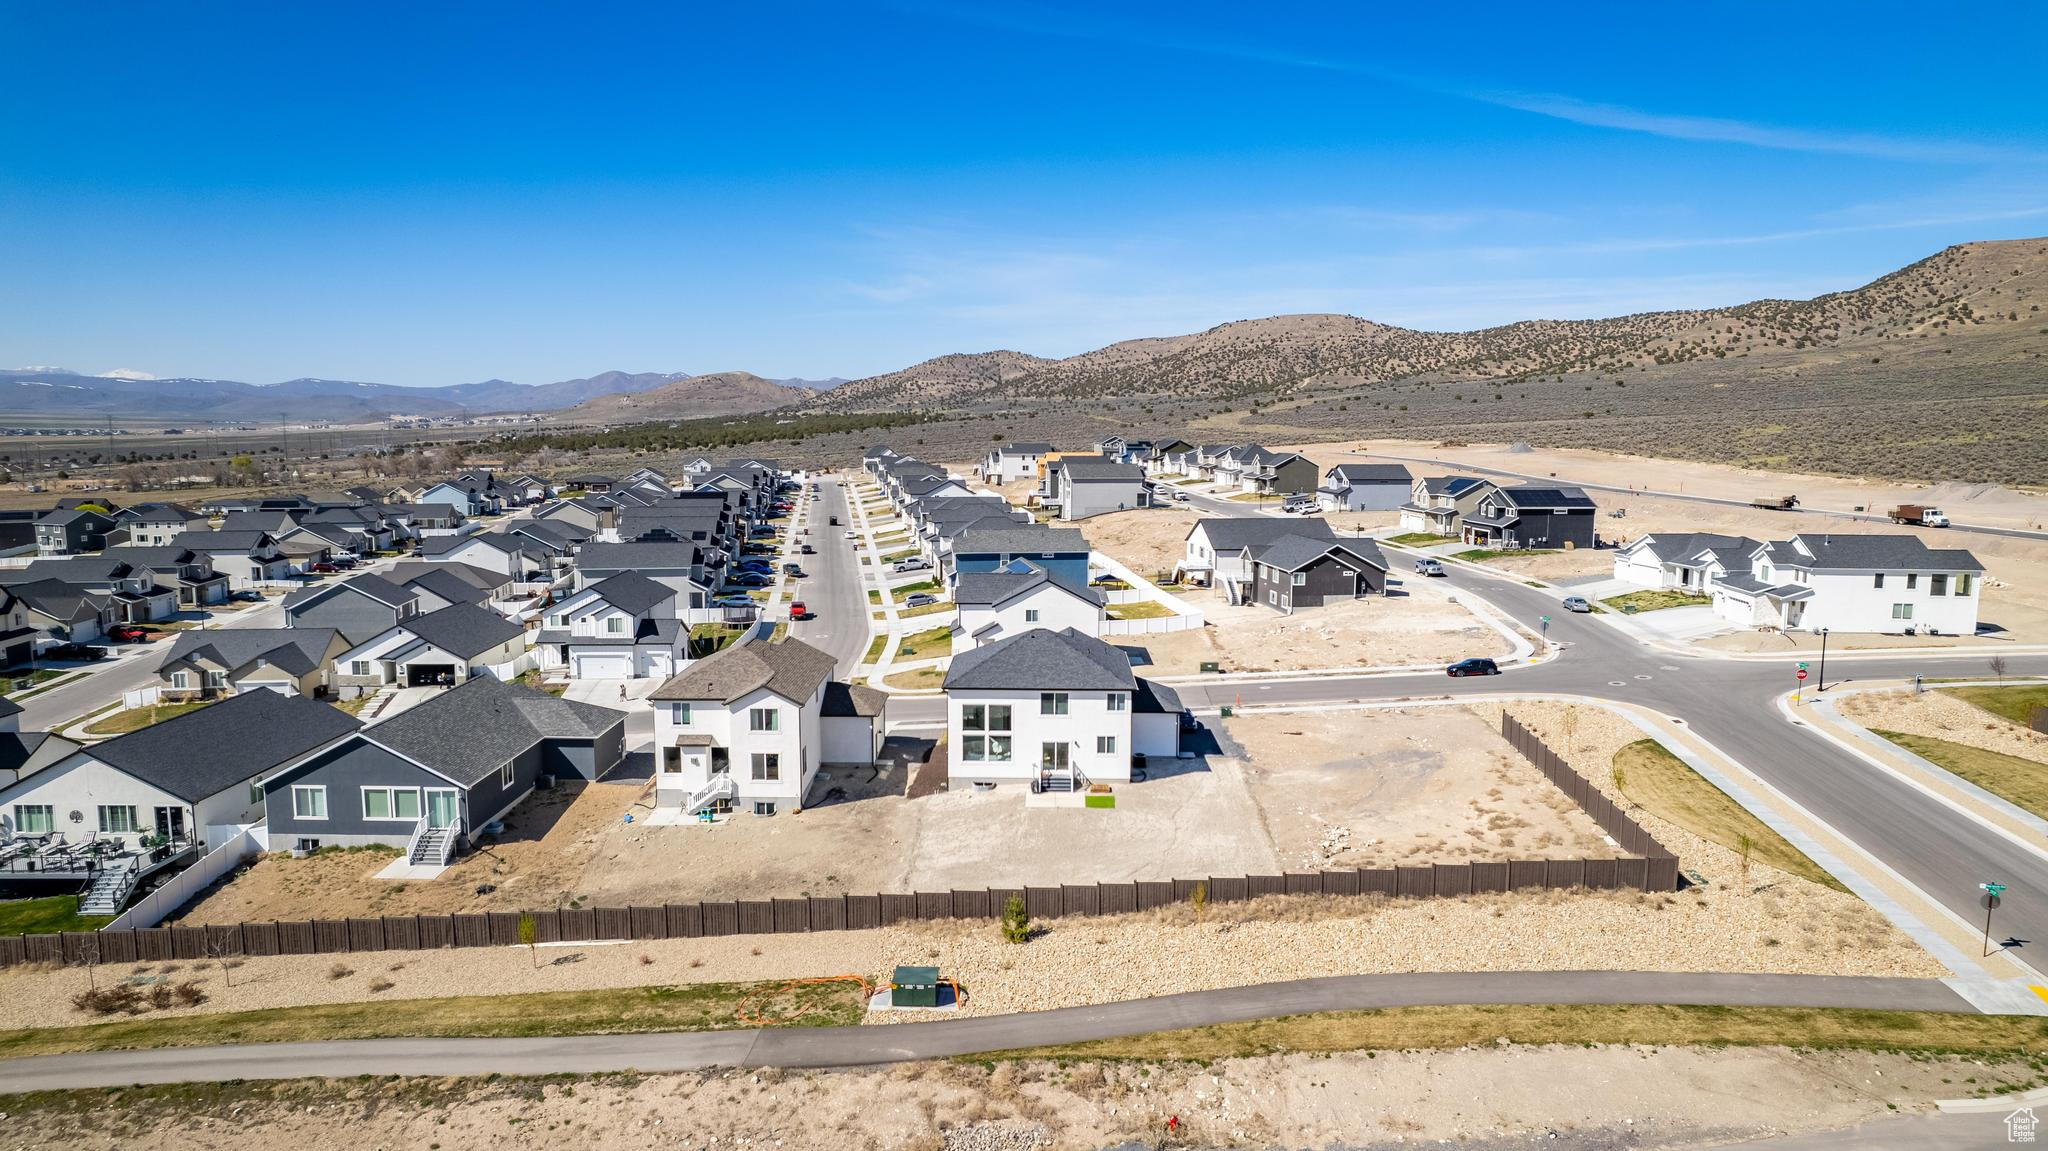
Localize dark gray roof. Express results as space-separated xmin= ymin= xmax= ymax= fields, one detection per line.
xmin=998 ymin=442 xmax=1054 ymax=454
xmin=7 ymin=579 xmax=105 ymax=621
xmin=1252 ymin=535 xmax=1388 ymax=573
xmin=1327 ymin=463 xmax=1411 ymax=484
xmin=101 ymin=545 xmax=208 ymax=570
xmin=184 ymin=529 xmax=281 ymax=555
xmin=1630 ymin=533 xmax=1760 ymax=564
xmin=423 ymin=531 xmax=519 ymax=557
xmin=397 ymin=603 xmax=525 ymax=659
xmin=577 ymin=541 xmax=704 ymax=573
xmin=580 ymin=571 xmax=674 ymax=616
xmin=1189 ymin=517 xmax=1335 ymax=553
xmin=534 ymin=617 xmax=679 ymax=646
xmin=1058 ymin=457 xmax=1145 ymax=482
xmin=0 ymin=731 xmax=62 ymax=775
xmin=821 ymin=681 xmax=887 ymax=718
xmin=951 ymin=526 xmax=1089 ymax=556
xmin=159 ymin=628 xmax=339 ymax=677
xmin=1773 ymin=534 xmax=1984 ymax=572
xmin=366 ymin=676 xmax=624 ymax=788
xmin=398 ymin=566 xmax=490 ymax=606
xmin=952 ymin=559 xmax=1100 ymax=608
xmin=943 ymin=627 xmax=1135 ymax=692
xmin=650 ymin=637 xmax=838 ymax=705
xmin=1491 ymin=485 xmax=1597 ymax=510
xmin=283 ymin=572 xmax=417 ymax=611
xmin=92 ymin=690 xmax=362 ymax=803
xmin=1421 ymin=476 xmax=1486 ymax=497
xmin=1133 ymin=678 xmax=1183 ymax=715
xmin=388 ymin=561 xmax=508 ymax=592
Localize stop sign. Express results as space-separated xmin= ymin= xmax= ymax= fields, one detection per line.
xmin=1796 ymin=669 xmax=1808 ymax=681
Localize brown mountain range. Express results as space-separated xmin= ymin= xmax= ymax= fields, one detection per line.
xmin=563 ymin=371 xmax=824 ymax=421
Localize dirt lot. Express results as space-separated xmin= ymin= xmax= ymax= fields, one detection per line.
xmin=1128 ymin=576 xmax=1512 ymax=674
xmin=5 ymin=1046 xmax=2027 ymax=1151
xmin=1227 ymin=707 xmax=1614 ymax=870
xmin=1838 ymin=686 xmax=2048 ymax=766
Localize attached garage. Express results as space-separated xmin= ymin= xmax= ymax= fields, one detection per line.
xmin=821 ymin=682 xmax=887 ymax=765
xmin=572 ymin=651 xmax=633 ymax=679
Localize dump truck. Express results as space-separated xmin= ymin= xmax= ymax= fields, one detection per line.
xmin=1889 ymin=504 xmax=1950 ymax=527
xmin=1750 ymin=495 xmax=1799 ymax=510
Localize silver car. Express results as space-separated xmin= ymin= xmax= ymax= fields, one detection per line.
xmin=1561 ymin=595 xmax=1593 ymax=613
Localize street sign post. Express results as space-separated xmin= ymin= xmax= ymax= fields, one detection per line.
xmin=1794 ymin=665 xmax=1807 ymax=704
xmin=1981 ymin=882 xmax=2008 ymax=956
xmin=1540 ymin=614 xmax=1551 ymax=636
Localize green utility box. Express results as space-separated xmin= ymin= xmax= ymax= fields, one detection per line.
xmin=892 ymin=965 xmax=940 ymax=1008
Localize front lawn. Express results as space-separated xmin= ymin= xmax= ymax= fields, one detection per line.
xmin=1611 ymin=739 xmax=1843 ymax=891
xmin=1874 ymin=730 xmax=2048 ymax=822
xmin=1 ymin=668 xmax=73 ymax=697
xmin=0 ymin=895 xmax=112 ymax=935
xmin=1382 ymin=532 xmax=1446 ymax=547
xmin=895 ymin=624 xmax=953 ymax=660
xmin=861 ymin=634 xmax=889 ymax=664
xmin=84 ymin=700 xmax=214 ymax=736
xmin=1601 ymin=590 xmax=1712 ymax=614
xmin=1106 ymin=600 xmax=1174 ymax=620
xmin=1939 ymin=684 xmax=2048 ymax=729
xmin=890 ymin=580 xmax=940 ymax=602
xmin=879 ymin=549 xmax=920 ymax=564
xmin=883 ymin=666 xmax=948 ymax=691
xmin=688 ymin=623 xmax=746 ymax=658
xmin=1452 ymin=548 xmax=1559 ymax=563
xmin=895 ymin=601 xmax=953 ymax=620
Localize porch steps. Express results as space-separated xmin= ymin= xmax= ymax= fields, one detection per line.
xmin=409 ymin=826 xmax=455 ymax=866
xmin=684 ymin=773 xmax=738 ymax=816
xmin=79 ymin=865 xmax=133 ymax=916
xmin=359 ymin=685 xmax=402 ymax=720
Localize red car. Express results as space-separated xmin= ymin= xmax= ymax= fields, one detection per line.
xmin=788 ymin=601 xmax=814 ymax=621
xmin=109 ymin=625 xmax=151 ymax=643
xmin=309 ymin=561 xmax=339 ymax=573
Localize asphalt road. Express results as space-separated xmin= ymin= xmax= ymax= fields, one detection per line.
xmin=787 ymin=476 xmax=870 ymax=677
xmin=1363 ymin=450 xmax=2048 ymax=542
xmin=0 ymin=970 xmax=1968 ymax=1090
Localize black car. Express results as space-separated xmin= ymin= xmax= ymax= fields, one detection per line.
xmin=1446 ymin=657 xmax=1502 ymax=677
xmin=727 ymin=572 xmax=772 ymax=588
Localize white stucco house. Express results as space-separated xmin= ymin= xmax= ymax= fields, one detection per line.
xmin=942 ymin=627 xmax=1182 ymax=793
xmin=1315 ymin=463 xmax=1412 ymax=512
xmin=534 ymin=571 xmax=685 ymax=679
xmin=648 ymin=637 xmax=880 ymax=818
xmin=330 ymin=603 xmax=531 ymax=696
xmin=1708 ymin=534 xmax=1985 ymax=635
xmin=950 ymin=558 xmax=1104 ymax=653
xmin=982 ymin=442 xmax=1054 ymax=483
xmin=1611 ymin=533 xmax=1761 ymax=592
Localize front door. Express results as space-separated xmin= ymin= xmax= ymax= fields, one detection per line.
xmin=1041 ymin=742 xmax=1069 ymax=771
xmin=425 ymin=788 xmax=460 ymax=829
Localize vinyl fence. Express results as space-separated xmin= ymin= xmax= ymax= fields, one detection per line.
xmin=0 ymin=711 xmax=1677 ymax=969
xmin=103 ymin=826 xmax=263 ymax=931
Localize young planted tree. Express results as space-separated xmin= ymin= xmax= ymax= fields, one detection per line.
xmin=1610 ymin=763 xmax=1629 ymax=809
xmin=1189 ymin=882 xmax=1208 ymax=922
xmin=518 ymin=913 xmax=539 ymax=968
xmin=1990 ymin=655 xmax=2009 ymax=684
xmin=1736 ymin=833 xmax=1756 ymax=893
xmin=1000 ymin=895 xmax=1031 ymax=944
xmin=1560 ymin=706 xmax=1581 ymax=759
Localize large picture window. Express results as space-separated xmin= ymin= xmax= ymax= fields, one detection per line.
xmin=291 ymin=786 xmax=327 ymax=820
xmin=751 ymin=753 xmax=780 ymax=781
xmin=961 ymin=705 xmax=1012 ymax=732
xmin=13 ymin=804 xmax=53 ymax=834
xmin=361 ymin=787 xmax=422 ymax=821
xmin=962 ymin=735 xmax=1013 ymax=762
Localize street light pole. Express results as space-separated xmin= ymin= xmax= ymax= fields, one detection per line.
xmin=1818 ymin=627 xmax=1830 ymax=692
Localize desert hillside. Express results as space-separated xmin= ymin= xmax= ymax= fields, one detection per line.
xmin=563 ymin=371 xmax=819 ymax=421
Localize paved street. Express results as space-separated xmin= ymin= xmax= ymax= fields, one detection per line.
xmin=0 ymin=970 xmax=1969 ymax=1090
xmin=786 ymin=475 xmax=870 ymax=676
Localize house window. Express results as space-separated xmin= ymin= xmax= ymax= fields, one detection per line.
xmin=1024 ymin=609 xmax=1039 ymax=623
xmin=1040 ymin=692 xmax=1068 ymax=716
xmin=1096 ymin=735 xmax=1117 ymax=754
xmin=1872 ymin=573 xmax=1885 ymax=589
xmin=749 ymin=707 xmax=779 ymax=732
xmin=13 ymin=804 xmax=52 ymax=835
xmin=361 ymin=788 xmax=421 ymax=821
xmin=962 ymin=734 xmax=1013 ymax=762
xmin=1957 ymin=574 xmax=1974 ymax=595
xmin=1906 ymin=574 xmax=1918 ymax=589
xmin=605 ymin=615 xmax=627 ymax=635
xmin=97 ymin=805 xmax=138 ymax=834
xmin=1892 ymin=603 xmax=1914 ymax=620
xmin=171 ymin=670 xmax=191 ymax=689
xmin=753 ymin=801 xmax=777 ymax=816
xmin=751 ymin=753 xmax=780 ymax=781
xmin=662 ymin=747 xmax=682 ymax=773
xmin=291 ymin=786 xmax=327 ymax=820
xmin=349 ymin=660 xmax=372 ymax=677
xmin=1930 ymin=574 xmax=1948 ymax=596
xmin=547 ymin=614 xmax=566 ymax=628
xmin=961 ymin=704 xmax=1012 ymax=732
xmin=206 ymin=670 xmax=228 ymax=688
xmin=672 ymin=703 xmax=692 ymax=724
xmin=1290 ymin=572 xmax=1307 ymax=587
xmin=500 ymin=762 xmax=515 ymax=789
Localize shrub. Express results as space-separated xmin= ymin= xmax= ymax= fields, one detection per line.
xmin=71 ymin=985 xmax=141 ymax=1016
xmin=173 ymin=980 xmax=206 ymax=1006
xmin=148 ymin=982 xmax=174 ymax=1010
xmin=328 ymin=963 xmax=354 ymax=980
xmin=1001 ymin=894 xmax=1031 ymax=944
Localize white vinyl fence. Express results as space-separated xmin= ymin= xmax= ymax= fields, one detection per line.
xmin=121 ymin=685 xmax=163 ymax=709
xmin=1088 ymin=551 xmax=1204 ymax=636
xmin=105 ymin=824 xmax=265 ymax=930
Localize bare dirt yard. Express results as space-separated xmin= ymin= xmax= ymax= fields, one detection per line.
xmin=1128 ymin=577 xmax=1512 ymax=674
xmin=1226 ymin=707 xmax=1614 ymax=870
xmin=1838 ymin=686 xmax=2048 ymax=766
xmin=7 ymin=1045 xmax=2032 ymax=1151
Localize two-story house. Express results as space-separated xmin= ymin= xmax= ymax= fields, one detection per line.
xmin=1709 ymin=534 xmax=1986 ymax=635
xmin=1046 ymin=457 xmax=1149 ymax=521
xmin=1459 ymin=484 xmax=1598 ymax=550
xmin=1247 ymin=536 xmax=1389 ymax=614
xmin=947 ymin=527 xmax=1090 ymax=591
xmin=1315 ymin=463 xmax=1412 ymax=512
xmin=942 ymin=627 xmax=1182 ymax=793
xmin=283 ymin=573 xmax=422 ymax=646
xmin=649 ymin=637 xmax=878 ymax=818
xmin=1179 ymin=517 xmax=1335 ymax=593
xmin=99 ymin=545 xmax=231 ymax=608
xmin=951 ymin=559 xmax=1104 ymax=653
xmin=982 ymin=442 xmax=1054 ymax=484
xmin=4 ymin=557 xmax=178 ymax=623
xmin=34 ymin=508 xmax=115 ymax=556
xmin=1397 ymin=476 xmax=1490 ymax=537
xmin=536 ymin=571 xmax=684 ymax=679
xmin=157 ymin=628 xmax=348 ymax=699
xmin=182 ymin=530 xmax=293 ymax=589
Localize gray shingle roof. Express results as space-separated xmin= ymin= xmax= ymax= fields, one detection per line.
xmin=1327 ymin=463 xmax=1411 ymax=484
xmin=388 ymin=561 xmax=508 ymax=592
xmin=1629 ymin=533 xmax=1760 ymax=564
xmin=366 ymin=676 xmax=624 ymax=787
xmin=1775 ymin=534 xmax=1984 ymax=572
xmin=401 ymin=603 xmax=526 ymax=659
xmin=580 ymin=571 xmax=675 ymax=616
xmin=1058 ymin=457 xmax=1145 ymax=482
xmin=951 ymin=527 xmax=1089 ymax=556
xmin=943 ymin=627 xmax=1135 ymax=692
xmin=92 ymin=690 xmax=362 ymax=803
xmin=1189 ymin=517 xmax=1335 ymax=553
xmin=158 ymin=628 xmax=339 ymax=677
xmin=1252 ymin=535 xmax=1387 ymax=573
xmin=821 ymin=681 xmax=887 ymax=718
xmin=998 ymin=442 xmax=1053 ymax=454
xmin=577 ymin=541 xmax=704 ymax=573
xmin=952 ymin=559 xmax=1100 ymax=608
xmin=1421 ymin=476 xmax=1486 ymax=497
xmin=650 ymin=637 xmax=839 ymax=705
xmin=283 ymin=572 xmax=417 ymax=611
xmin=398 ymin=566 xmax=490 ymax=606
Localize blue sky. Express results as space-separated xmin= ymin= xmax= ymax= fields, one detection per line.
xmin=2 ymin=2 xmax=2043 ymax=387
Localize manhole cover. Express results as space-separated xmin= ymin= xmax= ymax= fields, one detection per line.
xmin=1634 ymin=674 xmax=1653 ymax=680
xmin=1607 ymin=680 xmax=1626 ymax=687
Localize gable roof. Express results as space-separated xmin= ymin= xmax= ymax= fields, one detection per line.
xmin=397 ymin=566 xmax=491 ymax=606
xmin=576 ymin=541 xmax=704 ymax=573
xmin=951 ymin=526 xmax=1089 ymax=556
xmin=1486 ymin=485 xmax=1597 ymax=510
xmin=399 ymin=603 xmax=526 ymax=659
xmin=1188 ymin=516 xmax=1335 ymax=553
xmin=283 ymin=572 xmax=417 ymax=611
xmin=1058 ymin=457 xmax=1144 ymax=482
xmin=159 ymin=628 xmax=340 ymax=677
xmin=1251 ymin=534 xmax=1388 ymax=573
xmin=1326 ymin=463 xmax=1411 ymax=484
xmin=580 ymin=571 xmax=674 ymax=616
xmin=943 ymin=627 xmax=1135 ymax=692
xmin=387 ymin=561 xmax=509 ymax=592
xmin=364 ymin=676 xmax=624 ymax=788
xmin=952 ymin=558 xmax=1101 ymax=608
xmin=90 ymin=690 xmax=362 ymax=803
xmin=1626 ymin=533 xmax=1760 ymax=564
xmin=821 ymin=681 xmax=887 ymax=718
xmin=649 ymin=637 xmax=838 ymax=706
xmin=996 ymin=441 xmax=1054 ymax=455
xmin=1773 ymin=534 xmax=1985 ymax=572
xmin=1421 ymin=476 xmax=1487 ymax=497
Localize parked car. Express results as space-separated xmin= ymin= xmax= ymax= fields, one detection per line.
xmin=1413 ymin=558 xmax=1445 ymax=576
xmin=1446 ymin=657 xmax=1502 ymax=678
xmin=309 ymin=561 xmax=339 ymax=573
xmin=781 ymin=563 xmax=804 ymax=577
xmin=1561 ymin=595 xmax=1593 ymax=613
xmin=800 ymin=544 xmax=816 ymax=554
xmin=711 ymin=594 xmax=754 ymax=608
xmin=40 ymin=643 xmax=108 ymax=662
xmin=843 ymin=529 xmax=858 ymax=540
xmin=891 ymin=557 xmax=931 ymax=573
xmin=903 ymin=592 xmax=939 ymax=608
xmin=1168 ymin=489 xmax=1189 ymax=502
xmin=109 ymin=625 xmax=152 ymax=643
xmin=728 ymin=572 xmax=772 ymax=588
xmin=788 ymin=601 xmax=813 ymax=621
xmin=232 ymin=589 xmax=263 ymax=602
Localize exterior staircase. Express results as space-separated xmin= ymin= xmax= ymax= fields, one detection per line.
xmin=684 ymin=773 xmax=738 ymax=815
xmin=79 ymin=864 xmax=136 ymax=916
xmin=359 ymin=684 xmax=402 ymax=720
xmin=408 ymin=825 xmax=456 ymax=867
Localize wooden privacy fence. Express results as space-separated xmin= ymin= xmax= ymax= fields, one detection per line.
xmin=0 ymin=713 xmax=1679 ymax=969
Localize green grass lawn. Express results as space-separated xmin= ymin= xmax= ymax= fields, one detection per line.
xmin=878 ymin=549 xmax=919 ymax=564
xmin=688 ymin=623 xmax=746 ymax=659
xmin=861 ymin=634 xmax=888 ymax=663
xmin=84 ymin=699 xmax=214 ymax=736
xmin=867 ymin=589 xmax=883 ymax=605
xmin=890 ymin=579 xmax=940 ymax=602
xmin=0 ymin=895 xmax=112 ymax=935
xmin=0 ymin=979 xmax=867 ymax=1061
xmin=1874 ymin=730 xmax=2048 ymax=821
xmin=2 ymin=668 xmax=75 ymax=697
xmin=883 ymin=665 xmax=948 ymax=691
xmin=895 ymin=624 xmax=953 ymax=660
xmin=1601 ymin=590 xmax=1713 ymax=613
xmin=1106 ymin=600 xmax=1174 ymax=620
xmin=1453 ymin=548 xmax=1560 ymax=563
xmin=1939 ymin=684 xmax=2048 ymax=728
xmin=1612 ymin=739 xmax=1843 ymax=891
xmin=895 ymin=601 xmax=953 ymax=619
xmin=1381 ymin=532 xmax=1446 ymax=547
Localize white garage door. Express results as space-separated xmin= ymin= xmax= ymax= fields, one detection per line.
xmin=574 ymin=652 xmax=633 ymax=679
